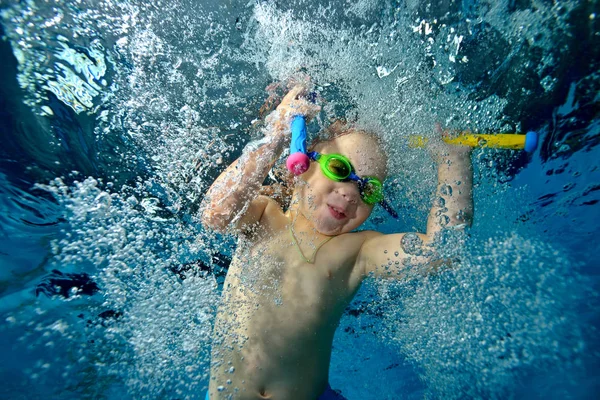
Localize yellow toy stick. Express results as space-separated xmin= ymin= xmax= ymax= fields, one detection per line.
xmin=409 ymin=131 xmax=539 ymax=152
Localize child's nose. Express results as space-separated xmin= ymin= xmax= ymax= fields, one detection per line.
xmin=334 ymin=187 xmax=359 ymax=204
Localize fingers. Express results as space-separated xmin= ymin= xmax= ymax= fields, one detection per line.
xmin=263 ymin=83 xmax=322 ymax=137
xmin=280 ymin=85 xmax=308 ymax=105
xmin=296 ymin=101 xmax=321 ymax=120
xmin=431 ymin=123 xmax=472 ymax=158
xmin=434 ymin=122 xmax=449 ymax=138
xmin=278 ymin=85 xmax=321 ymax=120
xmin=259 ymin=83 xmax=306 ymax=119
xmin=434 ymin=122 xmax=454 ymax=139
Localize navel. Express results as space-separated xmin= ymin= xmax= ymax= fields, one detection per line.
xmin=259 ymin=387 xmax=269 ymax=398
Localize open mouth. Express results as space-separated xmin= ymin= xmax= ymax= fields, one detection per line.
xmin=328 ymin=205 xmax=347 ymax=220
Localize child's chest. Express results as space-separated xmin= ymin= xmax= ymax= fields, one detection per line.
xmin=235 ymin=233 xmax=356 ymax=309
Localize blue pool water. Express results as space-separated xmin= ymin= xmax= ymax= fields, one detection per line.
xmin=1 ymin=0 xmax=599 ymax=399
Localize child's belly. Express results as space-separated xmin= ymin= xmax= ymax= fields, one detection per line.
xmin=211 ymin=308 xmax=334 ymax=400
xmin=209 ymin=251 xmax=348 ymax=399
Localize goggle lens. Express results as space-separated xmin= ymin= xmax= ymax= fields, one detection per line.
xmin=360 ymin=178 xmax=384 ymax=205
xmin=322 ymin=155 xmax=351 ymax=181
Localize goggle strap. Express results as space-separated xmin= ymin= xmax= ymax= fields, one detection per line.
xmin=380 ymin=199 xmax=399 ymax=219
xmin=348 ymin=171 xmax=361 ymax=182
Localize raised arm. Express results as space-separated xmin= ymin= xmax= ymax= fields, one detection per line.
xmin=201 ymin=85 xmax=319 ymax=233
xmin=355 ymin=141 xmax=473 ymax=280
xmin=200 ymin=135 xmax=284 ymax=233
xmin=425 ymin=145 xmax=473 ymax=238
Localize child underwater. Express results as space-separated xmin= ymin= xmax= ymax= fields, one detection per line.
xmin=201 ymin=84 xmax=473 ymax=399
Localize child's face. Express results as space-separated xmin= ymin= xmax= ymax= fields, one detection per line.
xmin=296 ymin=132 xmax=388 ymax=235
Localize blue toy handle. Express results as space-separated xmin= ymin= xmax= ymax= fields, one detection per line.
xmin=286 ymin=115 xmax=310 ymax=175
xmin=290 ymin=115 xmax=307 ymax=154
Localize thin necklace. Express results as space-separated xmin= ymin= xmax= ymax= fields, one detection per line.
xmin=288 ymin=215 xmax=332 ymax=264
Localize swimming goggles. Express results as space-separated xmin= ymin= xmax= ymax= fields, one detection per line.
xmin=308 ymin=151 xmax=398 ymax=218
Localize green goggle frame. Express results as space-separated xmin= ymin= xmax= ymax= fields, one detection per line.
xmin=307 ymin=152 xmax=398 ymax=218
xmin=308 ymin=152 xmax=382 ymax=204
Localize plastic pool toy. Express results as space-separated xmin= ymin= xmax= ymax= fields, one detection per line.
xmin=408 ymin=132 xmax=539 ymax=152
xmin=286 ymin=118 xmax=539 ymax=176
xmin=286 ymin=115 xmax=311 ymax=175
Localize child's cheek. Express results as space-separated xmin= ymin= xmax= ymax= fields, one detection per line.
xmin=301 ymin=179 xmax=326 ymax=212
xmin=306 ymin=193 xmax=316 ymax=210
xmin=357 ymin=204 xmax=374 ymax=222
xmin=307 ymin=174 xmax=334 ymax=198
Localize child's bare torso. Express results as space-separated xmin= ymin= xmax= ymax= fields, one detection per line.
xmin=208 ymin=204 xmax=370 ymax=400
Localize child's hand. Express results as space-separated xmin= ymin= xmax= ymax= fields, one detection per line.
xmin=428 ymin=123 xmax=471 ymax=163
xmin=265 ymin=85 xmax=321 ymax=136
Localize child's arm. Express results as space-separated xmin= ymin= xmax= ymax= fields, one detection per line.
xmin=425 ymin=145 xmax=473 ymax=236
xmin=355 ymin=144 xmax=473 ymax=279
xmin=201 ymin=85 xmax=319 ymax=233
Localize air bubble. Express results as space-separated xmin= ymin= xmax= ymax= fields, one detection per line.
xmin=401 ymin=233 xmax=423 ymax=255
xmin=438 ymin=214 xmax=450 ymax=226
xmin=440 ymin=184 xmax=452 ymax=197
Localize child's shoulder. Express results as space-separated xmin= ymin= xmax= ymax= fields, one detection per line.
xmin=234 ymin=195 xmax=284 ymax=235
xmin=337 ymin=230 xmax=387 ymax=261
xmin=254 ymin=195 xmax=288 ymax=229
xmin=333 ymin=229 xmax=382 ymax=250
